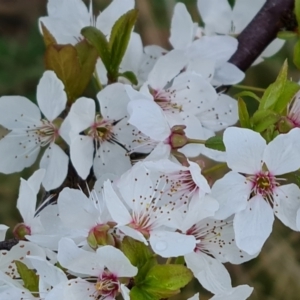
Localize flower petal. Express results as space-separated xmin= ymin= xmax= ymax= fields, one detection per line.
xmin=274 ymin=184 xmax=300 ymax=231
xmin=0 ymin=225 xmax=9 ymax=242
xmin=212 ymin=171 xmax=251 ymax=220
xmin=96 ymin=245 xmax=137 ymax=277
xmin=169 ymin=3 xmax=195 ymax=49
xmin=40 ymin=143 xmax=69 ymax=190
xmin=185 ymin=251 xmax=232 ymax=294
xmin=211 ymin=285 xmax=254 ymax=300
xmin=224 ymin=127 xmax=266 ymax=174
xmin=234 ymin=195 xmax=274 ymax=255
xmin=264 ymin=128 xmax=300 ymax=175
xmin=213 ymin=62 xmax=245 ymax=85
xmin=0 ymin=95 xmax=41 ymax=129
xmin=149 ymin=230 xmax=196 ymax=257
xmin=37 ymin=71 xmax=67 ymax=121
xmin=70 ymin=135 xmax=94 ymax=180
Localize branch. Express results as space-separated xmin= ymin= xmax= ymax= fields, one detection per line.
xmin=229 ymin=0 xmax=295 ymax=72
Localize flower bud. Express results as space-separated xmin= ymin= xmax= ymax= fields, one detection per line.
xmin=13 ymin=223 xmax=31 ymax=240
xmin=87 ymin=224 xmax=115 ymax=249
xmin=277 ymin=117 xmax=295 ymax=133
xmin=169 ymin=125 xmax=188 ymax=149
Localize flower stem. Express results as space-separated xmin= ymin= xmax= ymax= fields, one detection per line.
xmin=165 ymin=257 xmax=172 ymax=264
xmin=233 ymin=84 xmax=265 ymax=93
xmin=202 ymin=163 xmax=227 ymax=175
xmin=187 ymin=138 xmax=206 ymax=144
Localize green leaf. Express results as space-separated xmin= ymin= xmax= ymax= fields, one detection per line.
xmin=74 ymin=39 xmax=98 ymax=97
xmin=40 ymin=23 xmax=57 ymax=47
xmin=118 ymin=71 xmax=138 ymax=85
xmin=130 ymin=287 xmax=160 ymax=300
xmin=294 ymin=39 xmax=300 ymax=69
xmin=143 ymin=264 xmax=193 ymax=298
xmin=238 ymin=98 xmax=251 ymax=128
xmin=251 ymin=110 xmax=280 ymax=133
xmin=273 ymin=80 xmax=300 ymax=113
xmin=277 ymin=31 xmax=298 ymax=40
xmin=109 ymin=9 xmax=138 ymax=77
xmin=15 ymin=261 xmax=39 ymax=293
xmin=81 ymin=26 xmax=111 ymax=72
xmin=174 ymin=256 xmax=185 ymax=264
xmin=45 ymin=44 xmax=81 ymax=102
xmin=205 ymin=136 xmax=225 ymax=152
xmin=234 ymin=91 xmax=260 ymax=102
xmin=259 ymin=60 xmax=288 ymax=110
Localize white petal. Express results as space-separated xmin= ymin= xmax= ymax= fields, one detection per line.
xmin=0 ymin=96 xmax=41 ymax=129
xmin=234 ymin=195 xmax=274 ymax=255
xmin=199 ymin=94 xmax=238 ymax=132
xmin=58 ymin=279 xmax=94 ymax=300
xmin=233 ymin=0 xmax=265 ymax=33
xmin=211 ymin=285 xmax=254 ymax=300
xmin=188 ymin=36 xmax=237 ymax=66
xmin=185 ymin=251 xmax=232 ymax=294
xmin=97 ymin=83 xmax=129 ymax=121
xmin=58 ymin=188 xmax=97 ymax=230
xmin=147 ymin=50 xmax=188 ymax=90
xmin=57 ymin=238 xmax=100 ymax=276
xmin=189 ymin=160 xmax=211 ymax=194
xmin=149 ymin=231 xmax=196 ymax=257
xmin=0 ymin=131 xmax=40 ymax=173
xmin=96 ymin=0 xmax=134 ymax=36
xmin=169 ymin=3 xmax=195 ymax=50
xmin=37 ymin=71 xmax=67 ymax=121
xmin=96 ymin=245 xmax=137 ymax=277
xmin=0 ymin=225 xmax=8 ymax=242
xmin=27 ymin=256 xmax=67 ymax=287
xmin=103 ymin=180 xmax=132 ymax=225
xmin=93 ymin=142 xmax=131 ymax=179
xmin=197 ymin=0 xmax=232 ymax=34
xmin=27 ymin=169 xmax=46 ymax=195
xmin=128 ymin=99 xmax=170 ymax=141
xmin=40 ymin=144 xmax=69 ymax=190
xmin=264 ymin=129 xmax=300 ymax=175
xmin=212 ymin=171 xmax=251 ymax=220
xmin=224 ymin=127 xmax=265 ymax=174
xmin=188 ymin=293 xmax=199 ymax=300
xmin=213 ymin=63 xmax=245 ymax=86
xmin=274 ymin=184 xmax=300 ymax=231
xmin=119 ymin=225 xmax=148 ymax=244
xmin=17 ymin=178 xmax=37 ymax=224
xmin=70 ymin=135 xmax=94 ymax=180
xmin=144 ymin=142 xmax=170 ymax=161
xmin=68 ymin=97 xmax=95 ymax=134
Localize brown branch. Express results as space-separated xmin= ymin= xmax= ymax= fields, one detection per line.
xmin=229 ymin=0 xmax=295 ymax=72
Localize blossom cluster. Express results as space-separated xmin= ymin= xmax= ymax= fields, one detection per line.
xmin=0 ymin=0 xmax=298 ymax=300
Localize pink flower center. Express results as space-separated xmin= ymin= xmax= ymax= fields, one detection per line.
xmin=88 ymin=115 xmax=114 ymax=146
xmin=94 ymin=270 xmax=120 ymax=298
xmin=248 ymin=171 xmax=278 ymax=199
xmin=152 ymin=89 xmax=183 ymax=114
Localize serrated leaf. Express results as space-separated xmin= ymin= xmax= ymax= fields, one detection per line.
xmin=40 ymin=22 xmax=57 ymax=47
xmin=259 ymin=60 xmax=288 ymax=110
xmin=130 ymin=287 xmax=160 ymax=300
xmin=45 ymin=44 xmax=81 ymax=102
xmin=238 ymin=98 xmax=251 ymax=128
xmin=294 ymin=39 xmax=300 ymax=69
xmin=15 ymin=260 xmax=39 ymax=293
xmin=277 ymin=31 xmax=298 ymax=40
xmin=74 ymin=39 xmax=98 ymax=97
xmin=109 ymin=9 xmax=138 ymax=77
xmin=234 ymin=91 xmax=260 ymax=102
xmin=273 ymin=80 xmax=300 ymax=113
xmin=251 ymin=110 xmax=280 ymax=133
xmin=81 ymin=26 xmax=111 ymax=72
xmin=121 ymin=236 xmax=156 ymax=284
xmin=205 ymin=136 xmax=225 ymax=151
xmin=143 ymin=264 xmax=193 ymax=298
xmin=118 ymin=71 xmax=138 ymax=85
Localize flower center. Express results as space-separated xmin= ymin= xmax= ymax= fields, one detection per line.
xmin=28 ymin=119 xmax=58 ymax=147
xmin=152 ymin=89 xmax=183 ymax=114
xmin=95 ymin=270 xmax=119 ymax=298
xmin=88 ymin=115 xmax=114 ymax=146
xmin=248 ymin=171 xmax=278 ymax=199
